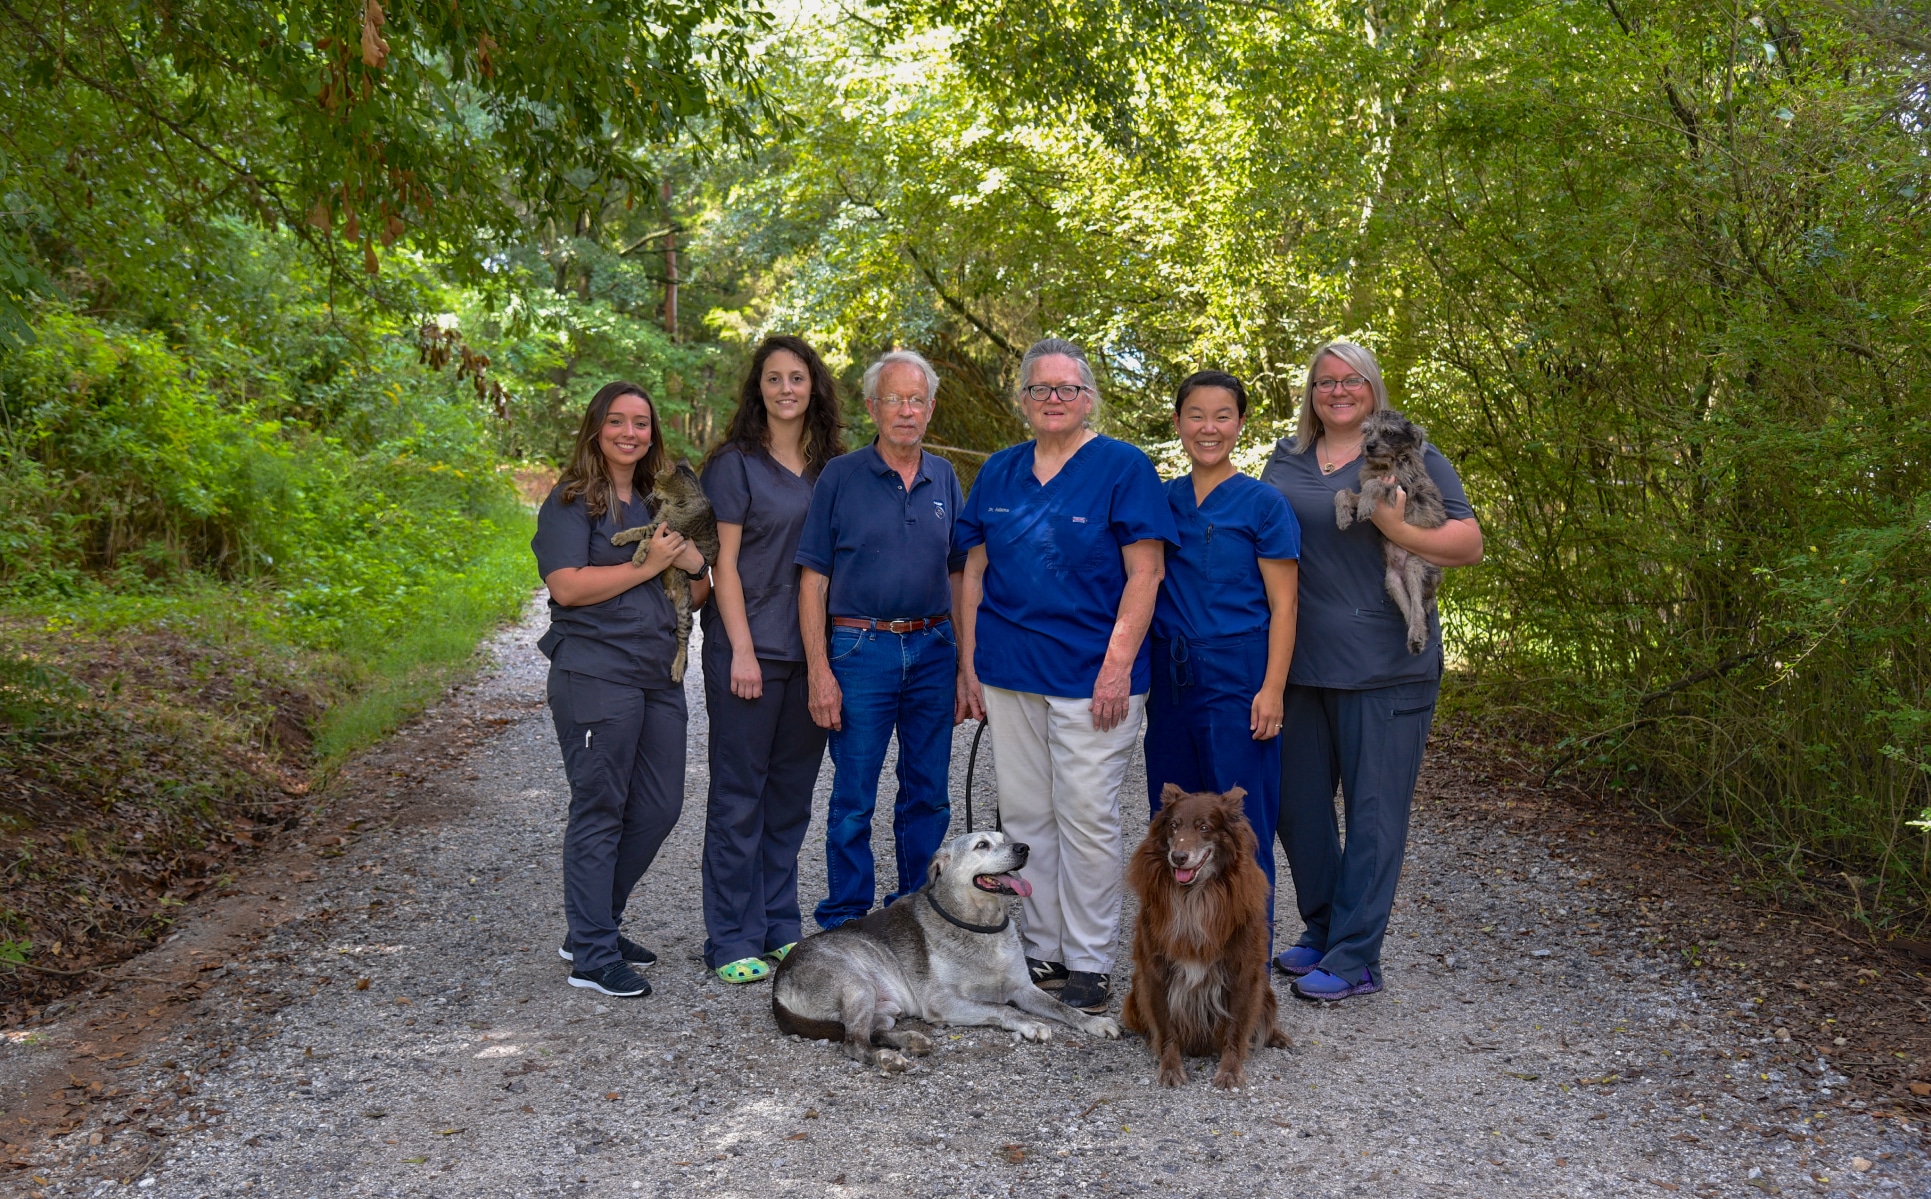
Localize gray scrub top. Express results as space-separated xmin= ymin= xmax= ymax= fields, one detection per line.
xmin=531 ymin=485 xmax=679 ymax=689
xmin=700 ymin=445 xmax=815 ymax=662
xmin=1258 ymin=438 xmax=1474 ymax=690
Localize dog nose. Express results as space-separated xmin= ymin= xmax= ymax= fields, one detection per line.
xmin=1168 ymin=851 xmax=1187 ymax=868
xmin=1011 ymin=842 xmax=1029 ymax=861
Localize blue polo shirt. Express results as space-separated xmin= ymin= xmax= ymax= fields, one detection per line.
xmin=1153 ymin=472 xmax=1300 ymax=643
xmin=794 ymin=442 xmax=966 ymax=619
xmin=955 ymin=435 xmax=1177 ymax=698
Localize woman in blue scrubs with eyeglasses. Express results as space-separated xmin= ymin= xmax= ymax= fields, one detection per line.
xmin=1143 ymin=371 xmax=1300 ymax=930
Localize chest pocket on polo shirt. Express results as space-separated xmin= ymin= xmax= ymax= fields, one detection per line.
xmin=1046 ymin=513 xmax=1110 ymax=572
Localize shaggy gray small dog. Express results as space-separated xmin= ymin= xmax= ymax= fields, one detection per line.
xmin=610 ymin=460 xmax=719 ymax=683
xmin=1334 ymin=408 xmax=1448 ymax=655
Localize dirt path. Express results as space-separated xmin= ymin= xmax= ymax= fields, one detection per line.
xmin=4 ymin=600 xmax=1928 ymax=1198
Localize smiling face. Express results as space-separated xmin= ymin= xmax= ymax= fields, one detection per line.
xmin=760 ymin=348 xmax=811 ymax=426
xmin=929 ymin=829 xmax=1034 ymax=898
xmin=1174 ymin=385 xmax=1244 ymax=471
xmin=596 ymin=391 xmax=655 ymax=470
xmin=1310 ymin=353 xmax=1376 ymax=439
xmin=1154 ymin=785 xmax=1250 ymax=887
xmin=1020 ymin=353 xmax=1096 ymax=439
xmin=867 ymin=360 xmax=934 ymax=452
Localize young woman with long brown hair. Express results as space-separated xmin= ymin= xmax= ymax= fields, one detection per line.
xmin=532 ymin=381 xmax=708 ymax=999
xmin=698 ymin=335 xmax=846 ymax=984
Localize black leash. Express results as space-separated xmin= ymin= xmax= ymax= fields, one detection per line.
xmin=962 ymin=718 xmax=1001 ymax=834
xmin=924 ymin=888 xmax=1010 ymax=934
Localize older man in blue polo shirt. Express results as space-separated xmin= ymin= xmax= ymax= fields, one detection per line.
xmin=797 ymin=349 xmax=966 ymax=929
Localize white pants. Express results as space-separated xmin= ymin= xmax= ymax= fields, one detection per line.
xmin=981 ymin=685 xmax=1146 ymax=974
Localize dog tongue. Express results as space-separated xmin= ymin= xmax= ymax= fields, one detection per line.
xmin=1173 ymin=867 xmax=1197 ymax=884
xmin=997 ymin=873 xmax=1033 ymax=898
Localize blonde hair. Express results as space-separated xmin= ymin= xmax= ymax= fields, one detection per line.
xmin=1288 ymin=339 xmax=1390 ymax=454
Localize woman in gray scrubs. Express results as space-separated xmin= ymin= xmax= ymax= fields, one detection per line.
xmin=533 ymin=381 xmax=709 ymax=999
xmin=699 ymin=336 xmax=847 ymax=983
xmin=1260 ymin=340 xmax=1483 ymax=1002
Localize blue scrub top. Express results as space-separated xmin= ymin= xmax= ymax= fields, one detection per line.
xmin=955 ymin=434 xmax=1177 ymax=698
xmin=794 ymin=442 xmax=967 ymax=619
xmin=1152 ymin=472 xmax=1300 ymax=643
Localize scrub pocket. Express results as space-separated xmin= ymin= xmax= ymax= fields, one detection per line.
xmin=1203 ymin=524 xmax=1248 ymax=583
xmin=1047 ymin=514 xmax=1110 ymax=571
xmin=1383 ymin=678 xmax=1439 ymax=720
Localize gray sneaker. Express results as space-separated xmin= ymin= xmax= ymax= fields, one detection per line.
xmin=1059 ymin=971 xmax=1111 ymax=1014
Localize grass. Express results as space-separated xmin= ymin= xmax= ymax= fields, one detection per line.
xmin=0 ymin=503 xmax=537 ymax=1017
xmin=312 ymin=502 xmax=537 ymax=763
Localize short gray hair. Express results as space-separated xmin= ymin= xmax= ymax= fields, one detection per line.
xmin=1016 ymin=337 xmax=1098 ymax=398
xmin=862 ymin=349 xmax=940 ymax=404
xmin=1289 ymin=339 xmax=1389 ymax=453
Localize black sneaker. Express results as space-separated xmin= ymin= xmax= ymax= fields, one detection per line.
xmin=1028 ymin=958 xmax=1069 ymax=991
xmin=559 ymin=936 xmax=657 ymax=967
xmin=1059 ymin=971 xmax=1111 ymax=1013
xmin=567 ymin=960 xmax=651 ymax=998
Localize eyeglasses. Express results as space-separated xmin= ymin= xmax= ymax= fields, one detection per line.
xmin=1023 ymin=383 xmax=1094 ymax=404
xmin=877 ymin=394 xmax=931 ymax=412
xmin=1312 ymin=375 xmax=1369 ymax=395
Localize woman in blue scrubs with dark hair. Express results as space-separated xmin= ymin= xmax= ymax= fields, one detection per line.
xmin=1144 ymin=371 xmax=1300 ymax=923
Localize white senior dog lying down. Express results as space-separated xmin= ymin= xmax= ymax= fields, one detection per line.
xmin=772 ymin=829 xmax=1122 ymax=1071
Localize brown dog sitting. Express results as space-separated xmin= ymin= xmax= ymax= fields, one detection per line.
xmin=1121 ymin=785 xmax=1290 ymax=1088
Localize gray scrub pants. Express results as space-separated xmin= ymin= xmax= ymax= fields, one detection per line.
xmin=700 ymin=651 xmax=825 ymax=969
xmin=547 ymin=668 xmax=687 ymax=974
xmin=1278 ymin=677 xmax=1439 ymax=984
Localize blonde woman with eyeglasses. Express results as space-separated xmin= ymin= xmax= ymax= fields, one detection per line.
xmin=1258 ymin=339 xmax=1483 ymax=1002
xmin=953 ymin=337 xmax=1178 ymax=1016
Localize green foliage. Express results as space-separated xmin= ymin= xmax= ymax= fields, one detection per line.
xmin=688 ymin=3 xmax=1931 ymax=918
xmin=0 ymin=0 xmax=772 ymax=286
xmin=313 ymin=500 xmax=533 ymax=762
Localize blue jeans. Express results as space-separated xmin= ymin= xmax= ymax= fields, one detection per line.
xmin=813 ymin=622 xmax=957 ymax=929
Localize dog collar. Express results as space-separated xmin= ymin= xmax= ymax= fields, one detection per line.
xmin=924 ymin=889 xmax=1010 ymax=934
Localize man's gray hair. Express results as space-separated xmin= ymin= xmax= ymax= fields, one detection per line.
xmin=862 ymin=349 xmax=940 ymax=404
xmin=1016 ymin=337 xmax=1098 ymax=397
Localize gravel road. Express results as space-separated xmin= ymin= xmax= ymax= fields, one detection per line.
xmin=10 ymin=600 xmax=1929 ymax=1199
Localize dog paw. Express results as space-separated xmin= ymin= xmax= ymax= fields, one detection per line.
xmin=1157 ymin=1063 xmax=1188 ymax=1088
xmin=1211 ymin=1066 xmax=1246 ymax=1091
xmin=1011 ymin=1021 xmax=1053 ymax=1043
xmin=1082 ymin=1017 xmax=1123 ymax=1040
xmin=898 ymin=1030 xmax=934 ymax=1057
xmin=875 ymin=1050 xmax=913 ymax=1074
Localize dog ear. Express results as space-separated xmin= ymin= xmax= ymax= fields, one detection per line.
xmin=1159 ymin=783 xmax=1186 ymax=807
xmin=925 ymin=848 xmax=952 ymax=885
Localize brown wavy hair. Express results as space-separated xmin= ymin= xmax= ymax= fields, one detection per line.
xmin=705 ymin=335 xmax=845 ymax=477
xmin=557 ymin=381 xmax=665 ymax=518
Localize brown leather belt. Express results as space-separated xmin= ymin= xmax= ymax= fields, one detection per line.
xmin=830 ymin=615 xmax=950 ymax=633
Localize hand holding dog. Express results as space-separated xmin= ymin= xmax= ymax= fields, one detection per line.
xmin=1368 ymin=484 xmax=1410 ymax=536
